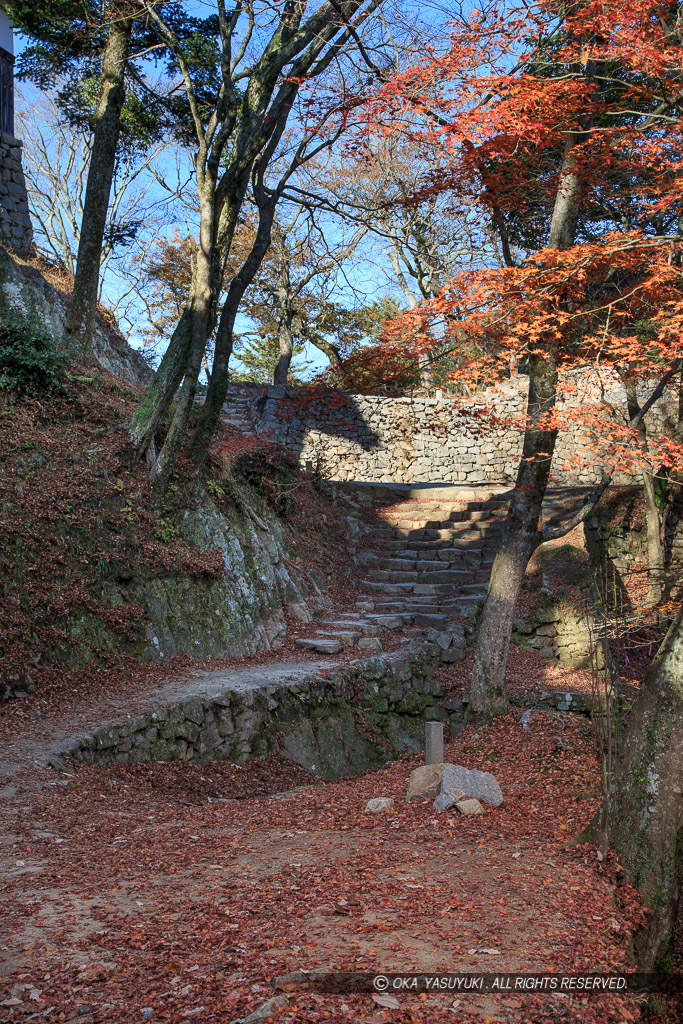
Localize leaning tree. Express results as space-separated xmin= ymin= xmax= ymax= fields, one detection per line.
xmin=125 ymin=0 xmax=405 ymax=489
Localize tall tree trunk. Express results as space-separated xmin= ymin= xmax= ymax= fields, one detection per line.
xmin=625 ymin=380 xmax=664 ymax=605
xmin=150 ymin=196 xmax=216 ymax=490
xmin=126 ymin=305 xmax=194 ymax=458
xmin=274 ymin=310 xmax=294 ymax=386
xmin=468 ymin=353 xmax=559 ymax=717
xmin=606 ymin=605 xmax=683 ymax=969
xmin=65 ymin=15 xmax=132 ymax=361
xmin=467 ymin=136 xmax=581 ymax=717
xmin=190 ymin=202 xmax=275 ymax=457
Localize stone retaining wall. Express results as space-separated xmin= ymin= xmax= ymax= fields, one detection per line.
xmin=64 ymin=637 xmax=468 ymax=778
xmin=0 ymin=132 xmax=32 ymax=256
xmin=228 ymin=372 xmax=678 ymax=487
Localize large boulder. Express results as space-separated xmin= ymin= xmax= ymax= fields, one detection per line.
xmin=407 ymin=762 xmax=504 ymax=807
xmin=440 ymin=764 xmax=504 ymax=807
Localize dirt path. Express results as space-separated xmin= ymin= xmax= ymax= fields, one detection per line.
xmin=0 ymin=659 xmax=337 ymax=798
xmin=0 ymin=712 xmax=646 ymax=1024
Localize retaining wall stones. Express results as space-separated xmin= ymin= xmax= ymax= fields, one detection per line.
xmin=228 ymin=373 xmax=678 ymax=487
xmin=0 ymin=132 xmax=32 ymax=257
xmin=64 ymin=637 xmax=468 ymax=777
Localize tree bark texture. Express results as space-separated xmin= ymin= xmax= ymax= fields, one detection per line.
xmin=190 ymin=197 xmax=276 ymax=457
xmin=126 ymin=306 xmax=194 ymax=456
xmin=625 ymin=380 xmax=664 ymax=606
xmin=468 ymin=353 xmax=559 ymax=717
xmin=467 ymin=136 xmax=581 ymax=717
xmin=607 ymin=605 xmax=683 ymax=969
xmin=65 ymin=15 xmax=132 ymax=361
xmin=150 ymin=192 xmax=217 ymax=490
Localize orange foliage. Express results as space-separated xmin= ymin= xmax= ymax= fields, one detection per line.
xmin=350 ymin=0 xmax=683 ymax=472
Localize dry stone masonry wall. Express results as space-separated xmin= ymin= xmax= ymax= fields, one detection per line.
xmin=228 ymin=372 xmax=678 ymax=487
xmin=64 ymin=640 xmax=467 ymax=777
xmin=0 ymin=132 xmax=32 ymax=257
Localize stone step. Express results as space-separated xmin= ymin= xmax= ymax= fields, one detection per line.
xmin=371 ymin=595 xmax=476 ymax=608
xmin=359 ymin=581 xmax=423 ymax=596
xmin=412 ymin=612 xmax=449 ymax=627
xmin=369 ymin=521 xmax=503 ymax=538
xmin=361 ymin=553 xmax=494 ymax=571
xmin=364 ymin=568 xmax=476 ymax=585
xmin=369 ymin=537 xmax=500 ymax=553
xmin=313 ymin=629 xmax=362 ymax=646
xmin=295 ymin=637 xmax=342 ymax=654
xmin=321 ymin=618 xmax=380 ymax=635
xmin=359 ymin=579 xmax=487 ymax=597
xmin=365 ymin=613 xmax=407 ymax=629
xmin=413 ymin=582 xmax=484 ymax=596
xmin=365 ymin=569 xmax=420 ymax=583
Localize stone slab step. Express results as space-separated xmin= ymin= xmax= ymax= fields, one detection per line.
xmin=412 ymin=583 xmax=481 ymax=596
xmin=413 ymin=570 xmax=474 ymax=584
xmin=359 ymin=581 xmax=419 ymax=595
xmin=369 ymin=538 xmax=500 ymax=553
xmin=366 ymin=613 xmax=407 ymax=629
xmin=363 ymin=554 xmax=485 ymax=572
xmin=313 ymin=630 xmax=362 ymax=646
xmin=321 ymin=619 xmax=380 ymax=635
xmin=295 ymin=637 xmax=342 ymax=654
xmin=341 ymin=481 xmax=513 ymax=499
xmin=412 ymin=612 xmax=449 ymax=627
xmin=365 ymin=569 xmax=420 ymax=583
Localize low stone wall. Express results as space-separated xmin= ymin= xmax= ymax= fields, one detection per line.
xmin=229 ymin=372 xmax=678 ymax=487
xmin=513 ymin=598 xmax=599 ymax=669
xmin=64 ymin=637 xmax=468 ymax=777
xmin=0 ymin=132 xmax=32 ymax=256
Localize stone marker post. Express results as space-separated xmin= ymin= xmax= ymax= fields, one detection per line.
xmin=425 ymin=721 xmax=444 ymax=765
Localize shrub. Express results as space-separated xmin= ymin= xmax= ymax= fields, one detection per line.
xmin=0 ymin=308 xmax=65 ymax=394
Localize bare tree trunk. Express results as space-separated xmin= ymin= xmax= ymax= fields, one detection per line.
xmin=625 ymin=380 xmax=664 ymax=605
xmin=468 ymin=353 xmax=558 ymax=717
xmin=606 ymin=605 xmax=683 ymax=969
xmin=150 ymin=197 xmax=216 ymax=490
xmin=126 ymin=305 xmax=194 ymax=457
xmin=467 ymin=136 xmax=581 ymax=717
xmin=190 ymin=196 xmax=276 ymax=458
xmin=65 ymin=15 xmax=132 ymax=361
xmin=274 ymin=312 xmax=294 ymax=386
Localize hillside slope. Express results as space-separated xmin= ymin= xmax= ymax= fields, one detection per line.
xmin=1 ymin=361 xmax=350 ymax=701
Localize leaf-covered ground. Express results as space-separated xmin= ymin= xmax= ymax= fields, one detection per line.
xmin=1 ymin=698 xmax=662 ymax=1024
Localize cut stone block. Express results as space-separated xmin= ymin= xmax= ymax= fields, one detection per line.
xmin=295 ymin=638 xmax=342 ymax=654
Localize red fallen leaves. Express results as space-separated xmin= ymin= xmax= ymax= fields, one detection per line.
xmin=0 ymin=368 xmax=358 ymax=707
xmin=0 ymin=704 xmax=668 ymax=1024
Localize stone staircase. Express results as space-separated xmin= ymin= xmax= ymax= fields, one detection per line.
xmin=220 ymin=389 xmax=256 ymax=433
xmin=295 ymin=485 xmax=512 ymax=654
xmin=353 ymin=488 xmax=509 ymax=627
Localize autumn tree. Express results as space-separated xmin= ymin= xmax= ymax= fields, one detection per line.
xmin=358 ymin=0 xmax=683 ymax=717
